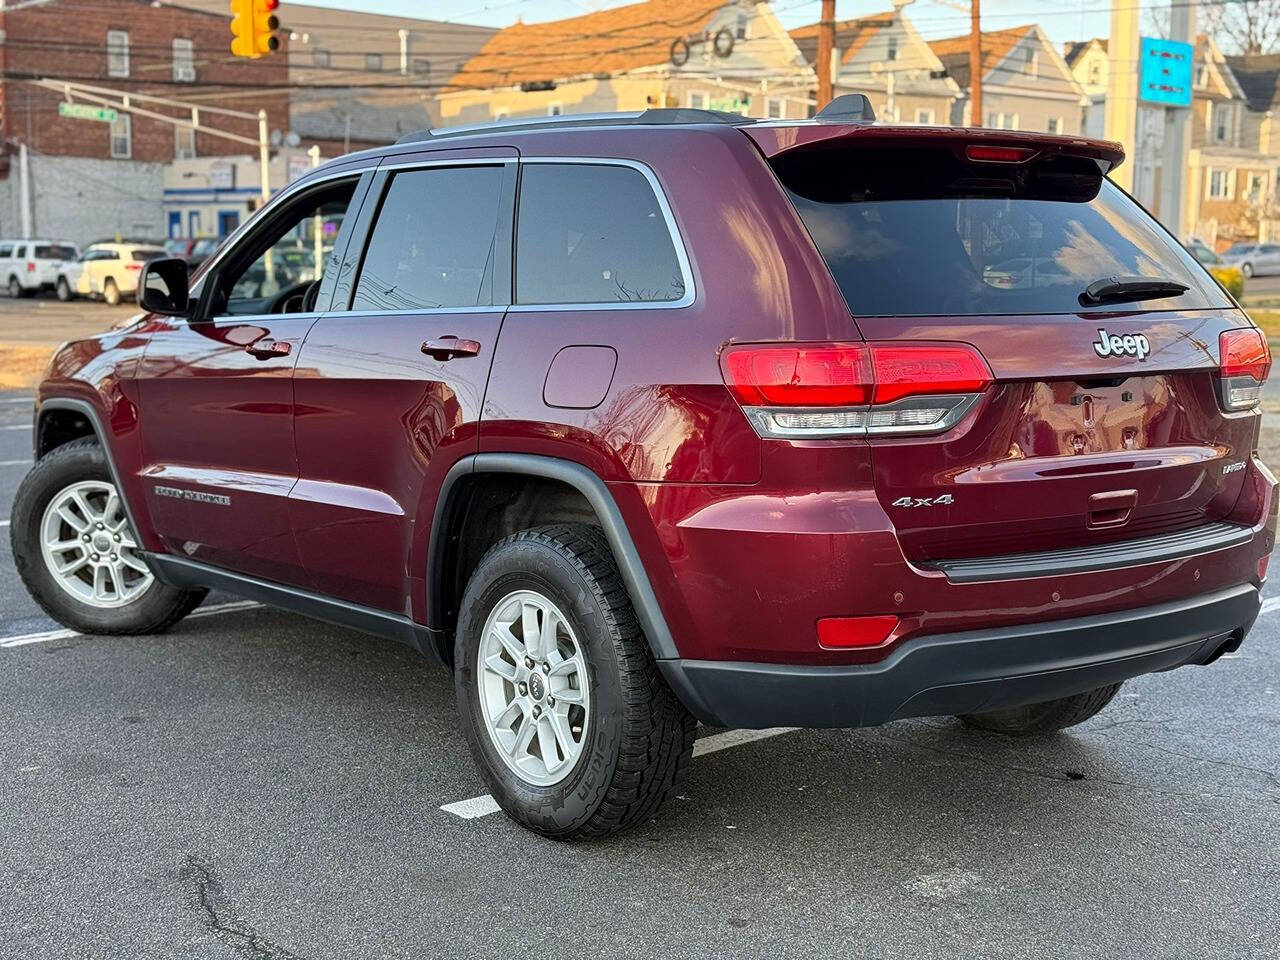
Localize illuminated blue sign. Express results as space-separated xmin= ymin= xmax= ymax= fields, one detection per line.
xmin=1139 ymin=37 xmax=1194 ymax=107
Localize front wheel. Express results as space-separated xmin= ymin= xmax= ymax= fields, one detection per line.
xmin=56 ymin=276 xmax=74 ymax=301
xmin=1242 ymin=262 xmax=1254 ymax=278
xmin=454 ymin=524 xmax=696 ymax=839
xmin=11 ymin=437 xmax=206 ymax=635
xmin=8 ymin=275 xmax=23 ymax=299
xmin=102 ymin=278 xmax=120 ymax=306
xmin=957 ymin=682 xmax=1122 ymax=736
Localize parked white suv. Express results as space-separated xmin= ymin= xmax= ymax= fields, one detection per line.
xmin=0 ymin=240 xmax=79 ymax=298
xmin=56 ymin=243 xmax=166 ymax=305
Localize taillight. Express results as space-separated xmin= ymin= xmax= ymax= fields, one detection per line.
xmin=965 ymin=144 xmax=1037 ymax=163
xmin=125 ymin=262 xmax=143 ymax=271
xmin=25 ymin=261 xmax=35 ymax=273
xmin=720 ymin=341 xmax=992 ymax=438
xmin=817 ymin=615 xmax=899 ymax=649
xmin=1218 ymin=328 xmax=1271 ymax=411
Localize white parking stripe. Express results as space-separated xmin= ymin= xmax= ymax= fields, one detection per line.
xmin=0 ymin=424 xmax=29 ymax=431
xmin=1260 ymin=596 xmax=1280 ymax=617
xmin=0 ymin=459 xmax=30 ymax=466
xmin=0 ymin=520 xmax=9 ymax=528
xmin=0 ymin=397 xmax=34 ymax=404
xmin=0 ymin=600 xmax=261 ymax=648
xmin=439 ymin=726 xmax=800 ymax=822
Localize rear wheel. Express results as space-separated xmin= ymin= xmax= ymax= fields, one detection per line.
xmin=1242 ymin=262 xmax=1254 ymax=278
xmin=957 ymin=683 xmax=1122 ymax=736
xmin=11 ymin=438 xmax=205 ymax=634
xmin=454 ymin=524 xmax=696 ymax=838
xmin=102 ymin=278 xmax=120 ymax=306
xmin=56 ymin=276 xmax=73 ymax=301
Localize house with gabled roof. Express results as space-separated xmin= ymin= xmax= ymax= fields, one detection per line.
xmin=435 ymin=0 xmax=816 ymax=126
xmin=930 ymin=25 xmax=1086 ymax=133
xmin=1063 ymin=38 xmax=1108 ymax=137
xmin=789 ymin=9 xmax=960 ymax=125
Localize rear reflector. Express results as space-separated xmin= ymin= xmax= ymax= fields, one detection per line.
xmin=1258 ymin=553 xmax=1270 ymax=582
xmin=817 ymin=615 xmax=899 ymax=649
xmin=965 ymin=144 xmax=1037 ymax=163
xmin=721 ymin=341 xmax=992 ymax=438
xmin=1218 ymin=328 xmax=1271 ymax=411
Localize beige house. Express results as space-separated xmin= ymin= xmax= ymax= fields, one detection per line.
xmin=1063 ymin=38 xmax=1107 ymax=137
xmin=790 ymin=10 xmax=960 ymax=124
xmin=436 ymin=0 xmax=816 ymax=126
xmin=930 ymin=25 xmax=1087 ymax=134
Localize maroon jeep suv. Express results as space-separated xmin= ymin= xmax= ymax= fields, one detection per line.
xmin=13 ymin=101 xmax=1275 ymax=838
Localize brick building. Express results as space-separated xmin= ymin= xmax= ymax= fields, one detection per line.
xmin=0 ymin=0 xmax=288 ymax=243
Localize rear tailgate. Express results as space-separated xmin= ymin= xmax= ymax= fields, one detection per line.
xmin=756 ymin=125 xmax=1265 ymax=566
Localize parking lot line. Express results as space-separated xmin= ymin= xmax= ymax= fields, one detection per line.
xmin=0 ymin=459 xmax=30 ymax=466
xmin=0 ymin=424 xmax=30 ymax=431
xmin=439 ymin=726 xmax=801 ymax=822
xmin=0 ymin=397 xmax=33 ymax=405
xmin=1261 ymin=596 xmax=1280 ymax=616
xmin=0 ymin=599 xmax=261 ymax=648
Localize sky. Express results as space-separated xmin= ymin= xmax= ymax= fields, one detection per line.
xmin=290 ymin=0 xmax=1123 ymax=47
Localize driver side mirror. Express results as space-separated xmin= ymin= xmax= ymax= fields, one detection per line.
xmin=138 ymin=257 xmax=191 ymax=317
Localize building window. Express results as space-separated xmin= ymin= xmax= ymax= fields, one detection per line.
xmin=987 ymin=111 xmax=998 ymax=127
xmin=916 ymin=108 xmax=935 ymax=124
xmin=109 ymin=114 xmax=132 ymax=159
xmin=1207 ymin=168 xmax=1235 ymax=199
xmin=365 ymin=53 xmax=382 ymax=72
xmin=1215 ymin=103 xmax=1231 ymax=142
xmin=107 ymin=30 xmax=130 ymax=78
xmin=688 ymin=91 xmax=707 ymax=109
xmin=767 ymin=97 xmax=785 ymax=119
xmin=1087 ymin=61 xmax=1102 ymax=85
xmin=172 ymin=38 xmax=195 ymax=82
xmin=987 ymin=112 xmax=1018 ymax=130
xmin=1025 ymin=47 xmax=1038 ymax=78
xmin=547 ymin=102 xmax=563 ymax=116
xmin=887 ymin=35 xmax=898 ymax=61
xmin=1197 ymin=64 xmax=1208 ymax=87
xmin=175 ymin=125 xmax=196 ymax=160
xmin=1247 ymin=172 xmax=1266 ymax=202
xmin=412 ymin=57 xmax=430 ymax=76
xmin=1047 ymin=116 xmax=1061 ymax=134
xmin=313 ymin=48 xmax=330 ymax=68
xmin=736 ymin=13 xmax=749 ymax=40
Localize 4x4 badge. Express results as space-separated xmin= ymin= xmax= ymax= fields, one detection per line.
xmin=892 ymin=494 xmax=954 ymax=508
xmin=1093 ymin=328 xmax=1150 ymax=362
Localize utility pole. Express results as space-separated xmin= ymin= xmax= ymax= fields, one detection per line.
xmin=259 ymin=109 xmax=273 ymax=280
xmin=817 ymin=0 xmax=836 ymax=110
xmin=969 ymin=0 xmax=982 ymax=125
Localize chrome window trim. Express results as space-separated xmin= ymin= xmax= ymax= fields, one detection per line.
xmin=510 ymin=156 xmax=696 ymax=312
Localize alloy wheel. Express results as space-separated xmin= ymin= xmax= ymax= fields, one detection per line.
xmin=39 ymin=480 xmax=153 ymax=608
xmin=476 ymin=589 xmax=591 ymax=787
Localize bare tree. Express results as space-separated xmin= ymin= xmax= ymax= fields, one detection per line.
xmin=1203 ymin=0 xmax=1280 ymax=54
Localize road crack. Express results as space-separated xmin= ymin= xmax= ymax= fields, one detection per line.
xmin=181 ymin=856 xmax=310 ymax=960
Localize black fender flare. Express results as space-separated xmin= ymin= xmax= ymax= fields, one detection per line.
xmin=427 ymin=453 xmax=680 ymax=661
xmin=37 ymin=397 xmax=149 ymax=544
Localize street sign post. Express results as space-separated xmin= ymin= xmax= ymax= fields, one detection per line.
xmin=1139 ymin=37 xmax=1194 ymax=107
xmin=58 ymin=102 xmax=117 ymax=122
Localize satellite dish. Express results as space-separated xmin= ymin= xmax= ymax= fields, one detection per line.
xmin=284 ymin=131 xmax=301 ymax=147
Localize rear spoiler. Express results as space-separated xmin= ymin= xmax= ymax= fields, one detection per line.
xmin=743 ymin=124 xmax=1125 ymax=175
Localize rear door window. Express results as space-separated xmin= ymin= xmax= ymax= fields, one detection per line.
xmin=350 ymin=165 xmax=505 ymax=312
xmin=515 ymin=163 xmax=686 ymax=305
xmin=774 ymin=146 xmax=1230 ymax=317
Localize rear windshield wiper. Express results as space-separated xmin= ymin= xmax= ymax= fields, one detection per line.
xmin=1079 ymin=275 xmax=1189 ymax=306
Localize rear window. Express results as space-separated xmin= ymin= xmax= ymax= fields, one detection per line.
xmin=131 ymin=249 xmax=164 ymax=262
xmin=775 ymin=146 xmax=1230 ymax=317
xmin=34 ymin=245 xmax=76 ymax=260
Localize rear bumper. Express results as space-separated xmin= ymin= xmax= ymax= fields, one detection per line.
xmin=658 ymin=583 xmax=1260 ymax=729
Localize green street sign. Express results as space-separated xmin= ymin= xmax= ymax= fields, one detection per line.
xmin=58 ymin=102 xmax=118 ymax=123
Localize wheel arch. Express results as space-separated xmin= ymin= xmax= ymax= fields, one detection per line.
xmin=427 ymin=453 xmax=679 ymax=665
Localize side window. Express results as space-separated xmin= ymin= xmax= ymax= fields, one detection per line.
xmin=14 ymin=245 xmax=26 ymax=259
xmin=350 ymin=165 xmax=505 ymax=312
xmin=515 ymin=163 xmax=686 ymax=305
xmin=0 ymin=246 xmax=12 ymax=259
xmin=213 ymin=180 xmax=357 ymax=317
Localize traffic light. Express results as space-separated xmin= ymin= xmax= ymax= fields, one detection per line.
xmin=230 ymin=0 xmax=280 ymax=59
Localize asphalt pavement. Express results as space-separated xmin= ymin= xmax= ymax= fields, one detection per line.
xmin=1 ymin=387 xmax=1278 ymax=960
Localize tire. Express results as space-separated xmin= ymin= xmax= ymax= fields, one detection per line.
xmin=56 ymin=276 xmax=73 ymax=302
xmin=1242 ymin=262 xmax=1254 ymax=278
xmin=102 ymin=278 xmax=120 ymax=306
xmin=454 ymin=524 xmax=696 ymax=839
xmin=11 ymin=437 xmax=206 ymax=635
xmin=8 ymin=275 xmax=23 ymax=299
xmin=957 ymin=682 xmax=1122 ymax=736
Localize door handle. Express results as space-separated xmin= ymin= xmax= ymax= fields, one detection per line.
xmin=245 ymin=339 xmax=292 ymax=360
xmin=1087 ymin=489 xmax=1137 ymax=529
xmin=421 ymin=336 xmax=482 ymax=361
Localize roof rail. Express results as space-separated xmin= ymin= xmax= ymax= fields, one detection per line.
xmin=394 ymin=108 xmax=758 ymax=145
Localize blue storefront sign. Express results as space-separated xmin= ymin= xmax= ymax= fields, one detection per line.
xmin=1139 ymin=37 xmax=1194 ymax=107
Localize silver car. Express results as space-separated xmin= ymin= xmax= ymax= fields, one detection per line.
xmin=1221 ymin=242 xmax=1280 ymax=277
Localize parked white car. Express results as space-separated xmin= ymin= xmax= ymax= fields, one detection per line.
xmin=55 ymin=243 xmax=167 ymax=305
xmin=0 ymin=239 xmax=79 ymax=298
xmin=1220 ymin=242 xmax=1280 ymax=278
